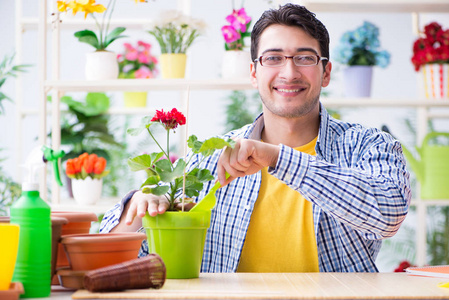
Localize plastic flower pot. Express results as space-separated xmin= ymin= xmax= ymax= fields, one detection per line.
xmin=61 ymin=232 xmax=146 ymax=271
xmin=159 ymin=54 xmax=187 ymax=78
xmin=85 ymin=50 xmax=119 ymax=80
xmin=142 ymin=211 xmax=211 ymax=279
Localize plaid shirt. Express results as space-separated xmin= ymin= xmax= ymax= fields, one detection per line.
xmin=100 ymin=103 xmax=411 ymax=272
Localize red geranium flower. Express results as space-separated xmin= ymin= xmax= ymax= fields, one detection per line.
xmin=394 ymin=260 xmax=414 ymax=272
xmin=151 ymin=108 xmax=186 ymax=130
xmin=411 ymin=22 xmax=449 ymax=71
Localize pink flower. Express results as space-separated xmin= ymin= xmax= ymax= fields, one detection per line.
xmin=134 ymin=66 xmax=153 ymax=79
xmin=125 ymin=50 xmax=138 ymax=61
xmin=123 ymin=42 xmax=135 ymax=51
xmin=226 ymin=8 xmax=251 ymax=33
xmin=137 ymin=50 xmax=150 ymax=64
xmin=138 ymin=40 xmax=151 ymax=50
xmin=221 ymin=25 xmax=241 ymax=44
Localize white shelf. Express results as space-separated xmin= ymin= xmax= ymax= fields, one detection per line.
xmin=293 ymin=0 xmax=449 ymax=13
xmin=322 ymin=98 xmax=449 ymax=107
xmin=21 ymin=17 xmax=152 ymax=31
xmin=50 ymin=197 xmax=120 ymax=214
xmin=45 ymin=78 xmax=255 ymax=92
xmin=411 ymin=199 xmax=449 ymax=207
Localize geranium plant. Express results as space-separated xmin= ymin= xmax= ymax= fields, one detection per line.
xmin=333 ymin=21 xmax=390 ymax=67
xmin=411 ymin=22 xmax=449 ymax=71
xmin=147 ymin=10 xmax=207 ymax=53
xmin=118 ymin=41 xmax=159 ymax=79
xmin=127 ymin=108 xmax=235 ymax=211
xmin=66 ymin=152 xmax=109 ymax=180
xmin=221 ymin=7 xmax=252 ymax=51
xmin=57 ymin=0 xmax=146 ymax=51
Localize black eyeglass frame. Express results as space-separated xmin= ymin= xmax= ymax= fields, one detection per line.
xmin=254 ymin=54 xmax=329 ymax=67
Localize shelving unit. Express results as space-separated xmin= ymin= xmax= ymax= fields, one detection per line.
xmin=14 ymin=0 xmax=449 ymax=268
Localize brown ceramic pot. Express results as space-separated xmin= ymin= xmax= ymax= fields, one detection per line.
xmin=50 ymin=211 xmax=97 ymax=284
xmin=61 ymin=232 xmax=146 ymax=271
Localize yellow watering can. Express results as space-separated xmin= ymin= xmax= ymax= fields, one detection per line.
xmin=401 ymin=132 xmax=449 ymax=199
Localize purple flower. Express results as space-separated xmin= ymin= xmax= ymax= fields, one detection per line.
xmin=221 ymin=25 xmax=241 ymax=44
xmin=226 ymin=8 xmax=251 ymax=33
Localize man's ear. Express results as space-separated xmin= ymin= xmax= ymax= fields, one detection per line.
xmin=322 ymin=61 xmax=332 ymax=88
xmin=250 ymin=63 xmax=258 ymax=89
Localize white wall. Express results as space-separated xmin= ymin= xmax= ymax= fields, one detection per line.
xmin=1 ymin=0 xmax=448 ymax=271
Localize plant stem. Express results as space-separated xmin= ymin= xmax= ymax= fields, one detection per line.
xmin=146 ymin=128 xmax=171 ymax=166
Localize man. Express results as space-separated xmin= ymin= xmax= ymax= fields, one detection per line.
xmin=100 ymin=4 xmax=411 ymax=273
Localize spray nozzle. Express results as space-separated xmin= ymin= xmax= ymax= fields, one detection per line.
xmin=41 ymin=146 xmax=65 ymax=186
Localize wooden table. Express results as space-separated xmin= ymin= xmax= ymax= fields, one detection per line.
xmin=65 ymin=273 xmax=449 ymax=300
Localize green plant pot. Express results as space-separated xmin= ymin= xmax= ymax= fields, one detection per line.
xmin=142 ymin=211 xmax=211 ymax=279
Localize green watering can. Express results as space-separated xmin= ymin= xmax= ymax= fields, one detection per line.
xmin=401 ymin=132 xmax=449 ymax=199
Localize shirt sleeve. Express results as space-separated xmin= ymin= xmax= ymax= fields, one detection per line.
xmin=99 ymin=189 xmax=137 ymax=233
xmin=269 ymin=130 xmax=411 ymax=240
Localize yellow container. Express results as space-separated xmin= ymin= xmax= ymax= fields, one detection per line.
xmin=123 ymin=91 xmax=148 ymax=108
xmin=0 ymin=223 xmax=20 ymax=290
xmin=160 ymin=53 xmax=187 ymax=79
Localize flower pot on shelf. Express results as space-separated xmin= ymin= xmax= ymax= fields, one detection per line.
xmin=85 ymin=51 xmax=119 ymax=80
xmin=343 ymin=66 xmax=373 ymax=98
xmin=71 ymin=177 xmax=103 ymax=205
xmin=420 ymin=63 xmax=449 ymax=99
xmin=142 ymin=211 xmax=211 ymax=279
xmin=123 ymin=91 xmax=148 ymax=107
xmin=221 ymin=50 xmax=251 ymax=79
xmin=159 ymin=53 xmax=187 ymax=79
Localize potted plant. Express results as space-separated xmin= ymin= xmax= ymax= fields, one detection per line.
xmin=127 ymin=108 xmax=234 ymax=278
xmin=221 ymin=5 xmax=252 ymax=78
xmin=411 ymin=22 xmax=449 ymax=99
xmin=65 ymin=152 xmax=109 ymax=205
xmin=333 ymin=21 xmax=390 ymax=98
xmin=117 ymin=40 xmax=159 ymax=107
xmin=147 ymin=10 xmax=206 ymax=78
xmin=56 ymin=0 xmax=148 ymax=80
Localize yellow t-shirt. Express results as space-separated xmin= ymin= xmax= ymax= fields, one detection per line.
xmin=237 ymin=137 xmax=319 ymax=272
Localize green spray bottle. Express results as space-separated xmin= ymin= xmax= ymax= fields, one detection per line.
xmin=10 ymin=146 xmax=64 ymax=298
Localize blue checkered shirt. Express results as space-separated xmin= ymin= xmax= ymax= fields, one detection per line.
xmin=100 ymin=103 xmax=411 ymax=272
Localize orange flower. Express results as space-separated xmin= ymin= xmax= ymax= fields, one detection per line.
xmin=66 ymin=159 xmax=76 ymax=175
xmin=83 ymin=154 xmax=97 ymax=173
xmin=94 ymin=157 xmax=107 ymax=174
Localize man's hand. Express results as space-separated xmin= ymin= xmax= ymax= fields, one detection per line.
xmin=217 ymin=139 xmax=280 ymax=186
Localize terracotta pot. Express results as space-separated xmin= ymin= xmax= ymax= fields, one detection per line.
xmin=50 ymin=211 xmax=97 ymax=284
xmin=50 ymin=217 xmax=68 ymax=280
xmin=61 ymin=232 xmax=146 ymax=271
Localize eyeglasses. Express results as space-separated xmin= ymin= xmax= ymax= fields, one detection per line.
xmin=254 ymin=54 xmax=328 ymax=67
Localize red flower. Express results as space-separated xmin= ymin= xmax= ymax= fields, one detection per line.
xmin=411 ymin=22 xmax=449 ymax=71
xmin=151 ymin=108 xmax=186 ymax=130
xmin=394 ymin=260 xmax=414 ymax=272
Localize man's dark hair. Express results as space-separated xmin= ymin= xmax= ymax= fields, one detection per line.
xmin=251 ymin=4 xmax=330 ymax=67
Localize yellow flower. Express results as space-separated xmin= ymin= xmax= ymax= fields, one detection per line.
xmin=56 ymin=1 xmax=69 ymax=12
xmin=65 ymin=0 xmax=106 ymax=19
xmin=135 ymin=0 xmax=147 ymax=2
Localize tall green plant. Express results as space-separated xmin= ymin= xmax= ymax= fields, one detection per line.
xmin=0 ymin=152 xmax=21 ymax=216
xmin=0 ymin=53 xmax=30 ymax=115
xmin=224 ymin=90 xmax=261 ymax=133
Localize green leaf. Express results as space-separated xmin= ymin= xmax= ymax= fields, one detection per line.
xmin=142 ymin=185 xmax=169 ymax=196
xmin=74 ymin=30 xmax=99 ymax=50
xmin=155 ymin=159 xmax=186 ymax=183
xmin=127 ymin=154 xmax=153 ymax=172
xmin=141 ymin=175 xmax=160 ymax=186
xmin=187 ymin=135 xmax=202 ymax=153
xmin=196 ymin=168 xmax=214 ymax=182
xmin=103 ymin=27 xmax=127 ymax=49
xmin=198 ymin=137 xmax=236 ymax=157
xmin=127 ymin=116 xmax=153 ymax=136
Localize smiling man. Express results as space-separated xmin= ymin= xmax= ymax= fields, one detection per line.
xmin=101 ymin=4 xmax=411 ymax=273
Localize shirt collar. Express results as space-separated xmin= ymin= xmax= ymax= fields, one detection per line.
xmin=244 ymin=102 xmax=332 ymax=161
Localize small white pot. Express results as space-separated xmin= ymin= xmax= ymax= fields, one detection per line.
xmin=343 ymin=65 xmax=373 ymax=98
xmin=221 ymin=50 xmax=252 ymax=79
xmin=85 ymin=51 xmax=119 ymax=80
xmin=71 ymin=177 xmax=103 ymax=205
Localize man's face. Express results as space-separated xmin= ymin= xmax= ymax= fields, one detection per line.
xmin=250 ymin=24 xmax=331 ymax=119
